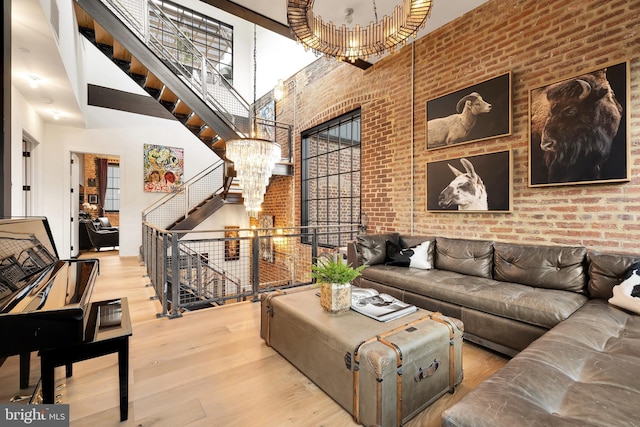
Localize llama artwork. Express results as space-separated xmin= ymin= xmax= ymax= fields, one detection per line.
xmin=438 ymin=158 xmax=488 ymax=211
xmin=426 ymin=150 xmax=512 ymax=213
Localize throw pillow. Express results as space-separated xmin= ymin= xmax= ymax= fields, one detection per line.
xmin=386 ymin=240 xmax=411 ymax=267
xmin=409 ymin=240 xmax=432 ymax=270
xmin=385 ymin=240 xmax=432 ymax=270
xmin=609 ymin=261 xmax=640 ymax=315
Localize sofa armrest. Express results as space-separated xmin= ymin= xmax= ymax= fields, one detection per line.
xmin=347 ymin=241 xmax=363 ymax=287
xmin=347 ymin=241 xmax=362 ymax=268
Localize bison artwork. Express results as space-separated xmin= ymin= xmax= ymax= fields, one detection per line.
xmin=530 ymin=66 xmax=626 ymax=185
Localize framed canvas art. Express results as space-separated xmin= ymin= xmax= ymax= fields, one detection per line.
xmin=426 ymin=150 xmax=512 ymax=213
xmin=143 ymin=144 xmax=184 ymax=193
xmin=529 ymin=61 xmax=629 ymax=187
xmin=427 ymin=72 xmax=511 ymax=150
xmin=224 ymin=226 xmax=240 ymax=261
xmin=258 ymin=215 xmax=274 ymax=263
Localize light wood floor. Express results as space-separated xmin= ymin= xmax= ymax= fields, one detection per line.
xmin=0 ymin=251 xmax=508 ymax=427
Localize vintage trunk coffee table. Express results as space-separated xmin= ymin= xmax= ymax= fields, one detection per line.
xmin=260 ymin=287 xmax=463 ymax=427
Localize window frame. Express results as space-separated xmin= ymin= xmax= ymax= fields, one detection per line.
xmin=104 ymin=163 xmax=120 ymax=213
xmin=301 ymin=109 xmax=361 ymax=248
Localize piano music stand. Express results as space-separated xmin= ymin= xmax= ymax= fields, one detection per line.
xmin=39 ymin=297 xmax=132 ymax=421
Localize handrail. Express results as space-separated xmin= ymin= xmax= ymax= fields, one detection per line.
xmin=142 ymin=161 xmax=226 ymax=228
xmin=179 ymin=244 xmax=241 ymax=291
xmin=142 ymin=160 xmax=224 ymax=218
xmin=141 ymin=222 xmax=361 ymax=317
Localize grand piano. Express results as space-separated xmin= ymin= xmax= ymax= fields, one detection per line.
xmin=0 ymin=217 xmax=131 ymax=420
xmin=0 ymin=217 xmax=99 ymax=371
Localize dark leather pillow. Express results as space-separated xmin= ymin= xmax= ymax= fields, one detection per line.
xmin=357 ymin=233 xmax=400 ymax=265
xmin=385 ymin=240 xmax=412 ymax=267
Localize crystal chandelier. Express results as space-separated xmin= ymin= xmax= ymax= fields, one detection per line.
xmin=226 ymin=137 xmax=281 ymax=218
xmin=287 ymin=0 xmax=433 ymax=63
xmin=225 ymin=25 xmax=281 ymax=218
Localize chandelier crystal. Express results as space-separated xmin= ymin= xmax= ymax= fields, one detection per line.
xmin=225 ymin=137 xmax=281 ymax=218
xmin=287 ymin=0 xmax=433 ymax=62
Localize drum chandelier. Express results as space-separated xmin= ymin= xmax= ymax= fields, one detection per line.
xmin=287 ymin=0 xmax=432 ymax=62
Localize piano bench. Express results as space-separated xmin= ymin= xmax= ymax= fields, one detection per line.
xmin=39 ymin=298 xmax=132 ymax=422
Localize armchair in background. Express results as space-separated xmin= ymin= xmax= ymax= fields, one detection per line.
xmin=97 ymin=217 xmax=118 ymax=231
xmin=80 ymin=218 xmax=119 ymax=251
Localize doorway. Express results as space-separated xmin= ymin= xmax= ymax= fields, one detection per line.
xmin=71 ymin=152 xmax=120 ymax=257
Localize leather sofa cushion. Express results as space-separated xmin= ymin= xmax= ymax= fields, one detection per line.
xmin=356 ymin=233 xmax=399 ymax=265
xmin=361 ymin=265 xmax=587 ymax=329
xmin=435 ymin=237 xmax=493 ymax=279
xmin=588 ymin=250 xmax=640 ymax=299
xmin=442 ymin=299 xmax=640 ymax=427
xmin=494 ymin=242 xmax=587 ymax=293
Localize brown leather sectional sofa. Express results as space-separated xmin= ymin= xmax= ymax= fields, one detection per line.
xmin=347 ymin=233 xmax=640 ymax=426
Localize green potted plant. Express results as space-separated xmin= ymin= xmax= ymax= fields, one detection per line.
xmin=311 ymin=252 xmax=366 ymax=313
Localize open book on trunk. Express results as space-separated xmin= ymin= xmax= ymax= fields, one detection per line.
xmin=351 ymin=287 xmax=417 ymax=322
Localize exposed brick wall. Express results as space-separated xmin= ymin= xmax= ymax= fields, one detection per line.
xmin=266 ymin=0 xmax=640 ymax=254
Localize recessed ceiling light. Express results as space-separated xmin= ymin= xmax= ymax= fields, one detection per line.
xmin=42 ymin=97 xmax=53 ymax=104
xmin=27 ymin=74 xmax=41 ymax=88
xmin=51 ymin=110 xmax=61 ymax=120
xmin=18 ymin=47 xmax=30 ymax=54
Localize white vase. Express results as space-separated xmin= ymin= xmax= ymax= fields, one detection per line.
xmin=320 ymin=282 xmax=352 ymax=314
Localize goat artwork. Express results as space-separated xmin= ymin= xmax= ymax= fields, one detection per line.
xmin=438 ymin=158 xmax=488 ymax=211
xmin=530 ymin=68 xmax=624 ymax=184
xmin=427 ymin=92 xmax=492 ymax=148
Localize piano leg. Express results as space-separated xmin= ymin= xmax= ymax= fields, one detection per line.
xmin=117 ymin=338 xmax=129 ymax=422
xmin=20 ymin=352 xmax=30 ymax=389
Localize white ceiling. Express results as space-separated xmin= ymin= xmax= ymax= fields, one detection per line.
xmin=12 ymin=0 xmax=85 ymax=127
xmin=11 ymin=0 xmax=488 ymax=128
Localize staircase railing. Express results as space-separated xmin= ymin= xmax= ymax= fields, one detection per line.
xmin=141 ymin=222 xmax=361 ymax=318
xmin=142 ymin=161 xmax=226 ymax=229
xmin=168 ymin=244 xmax=242 ymax=309
xmin=99 ymin=0 xmax=253 ymax=137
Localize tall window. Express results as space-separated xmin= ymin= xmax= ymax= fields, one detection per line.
xmin=152 ymin=0 xmax=234 ymax=83
xmin=301 ymin=110 xmax=361 ymax=247
xmin=104 ymin=164 xmax=120 ymax=212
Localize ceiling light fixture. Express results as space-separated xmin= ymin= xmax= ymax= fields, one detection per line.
xmin=287 ymin=0 xmax=432 ymax=62
xmin=225 ymin=25 xmax=281 ymax=218
xmin=27 ymin=74 xmax=41 ymax=88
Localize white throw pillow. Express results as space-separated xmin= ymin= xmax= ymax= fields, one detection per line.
xmin=409 ymin=241 xmax=432 ymax=270
xmin=609 ymin=264 xmax=640 ymax=315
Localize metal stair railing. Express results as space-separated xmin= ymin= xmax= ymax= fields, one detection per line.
xmin=99 ymin=0 xmax=253 ymax=137
xmin=167 ymin=244 xmax=242 ymax=310
xmin=142 ymin=160 xmax=227 ymax=229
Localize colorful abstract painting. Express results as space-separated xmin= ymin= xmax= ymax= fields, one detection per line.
xmin=143 ymin=144 xmax=184 ymax=193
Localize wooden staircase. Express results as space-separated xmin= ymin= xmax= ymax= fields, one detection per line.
xmin=73 ymin=0 xmax=239 ymax=159
xmin=75 ymin=0 xmax=292 ymax=231
xmin=168 ymin=184 xmax=243 ymax=231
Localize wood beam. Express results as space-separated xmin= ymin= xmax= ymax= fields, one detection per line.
xmin=197 ymin=0 xmax=294 ymax=40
